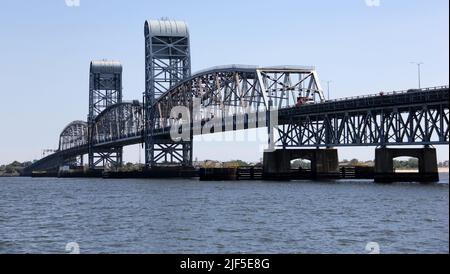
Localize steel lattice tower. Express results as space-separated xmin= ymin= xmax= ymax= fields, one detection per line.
xmin=144 ymin=19 xmax=192 ymax=167
xmin=88 ymin=60 xmax=123 ymax=169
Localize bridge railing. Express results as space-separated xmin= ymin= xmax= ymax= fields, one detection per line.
xmin=325 ymin=85 xmax=449 ymax=103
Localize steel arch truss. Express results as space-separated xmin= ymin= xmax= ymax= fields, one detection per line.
xmin=90 ymin=102 xmax=144 ymax=169
xmin=145 ymin=66 xmax=323 ymax=167
xmin=93 ymin=102 xmax=144 ymax=144
xmin=151 ymin=66 xmax=324 ymax=132
xmin=58 ymin=121 xmax=88 ymax=151
xmin=276 ymin=103 xmax=449 ymax=147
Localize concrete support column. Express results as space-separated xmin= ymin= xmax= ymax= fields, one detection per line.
xmin=375 ymin=147 xmax=394 ymax=174
xmin=314 ymin=149 xmax=339 ymax=178
xmin=422 ymin=147 xmax=439 ymax=175
xmin=374 ymin=147 xmax=439 ymax=183
xmin=263 ymin=150 xmax=289 ymax=174
xmin=263 ymin=149 xmax=339 ymax=180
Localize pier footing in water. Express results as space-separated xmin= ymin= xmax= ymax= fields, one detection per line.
xmin=374 ymin=147 xmax=439 ymax=183
xmin=263 ymin=149 xmax=340 ymax=180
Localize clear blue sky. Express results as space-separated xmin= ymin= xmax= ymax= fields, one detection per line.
xmin=0 ymin=0 xmax=448 ymax=164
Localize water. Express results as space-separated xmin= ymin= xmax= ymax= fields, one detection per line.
xmin=0 ymin=175 xmax=448 ymax=254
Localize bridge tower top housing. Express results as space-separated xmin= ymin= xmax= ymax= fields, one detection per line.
xmin=88 ymin=60 xmax=123 ymax=123
xmin=144 ymin=19 xmax=191 ymax=103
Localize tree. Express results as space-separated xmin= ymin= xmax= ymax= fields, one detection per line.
xmin=223 ymin=160 xmax=248 ymax=168
xmin=291 ymin=159 xmax=311 ymax=169
xmin=393 ymin=158 xmax=419 ymax=170
xmin=10 ymin=161 xmax=22 ymax=167
xmin=5 ymin=166 xmax=15 ymax=174
xmin=349 ymin=159 xmax=359 ymax=166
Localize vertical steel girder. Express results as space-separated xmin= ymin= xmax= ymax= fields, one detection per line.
xmin=88 ymin=60 xmax=123 ymax=170
xmin=144 ymin=19 xmax=192 ymax=167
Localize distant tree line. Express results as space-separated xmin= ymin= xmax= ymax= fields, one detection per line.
xmin=96 ymin=159 xmax=449 ymax=171
xmin=438 ymin=161 xmax=449 ymax=168
xmin=118 ymin=160 xmax=259 ymax=170
xmin=194 ymin=159 xmax=260 ymax=168
xmin=338 ymin=158 xmax=420 ymax=169
xmin=291 ymin=159 xmax=311 ymax=169
xmin=0 ymin=161 xmax=34 ymax=176
xmin=339 ymin=158 xmax=449 ymax=170
xmin=340 ymin=159 xmax=374 ymax=166
xmin=393 ymin=158 xmax=419 ymax=169
xmin=1 ymin=157 xmax=447 ymax=176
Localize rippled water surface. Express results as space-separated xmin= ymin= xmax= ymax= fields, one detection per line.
xmin=0 ymin=174 xmax=448 ymax=254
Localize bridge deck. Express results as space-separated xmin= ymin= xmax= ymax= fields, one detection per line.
xmin=279 ymin=86 xmax=448 ymax=122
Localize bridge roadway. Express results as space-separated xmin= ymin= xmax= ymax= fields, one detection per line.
xmin=23 ymin=85 xmax=449 ymax=175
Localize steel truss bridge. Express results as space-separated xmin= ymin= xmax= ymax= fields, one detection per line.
xmin=23 ymin=20 xmax=449 ymax=175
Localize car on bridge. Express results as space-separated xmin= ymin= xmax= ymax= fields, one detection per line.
xmin=296 ymin=96 xmax=314 ymax=107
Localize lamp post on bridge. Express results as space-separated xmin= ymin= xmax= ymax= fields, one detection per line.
xmin=324 ymin=80 xmax=332 ymax=100
xmin=410 ymin=62 xmax=424 ymax=89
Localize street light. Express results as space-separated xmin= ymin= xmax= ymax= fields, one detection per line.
xmin=410 ymin=62 xmax=424 ymax=89
xmin=324 ymin=80 xmax=332 ymax=100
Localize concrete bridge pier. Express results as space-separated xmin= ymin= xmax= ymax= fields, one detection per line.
xmin=263 ymin=149 xmax=339 ymax=180
xmin=374 ymin=147 xmax=439 ymax=183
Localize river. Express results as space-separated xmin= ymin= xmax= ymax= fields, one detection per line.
xmin=0 ymin=174 xmax=448 ymax=254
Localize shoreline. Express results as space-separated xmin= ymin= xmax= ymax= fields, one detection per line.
xmin=1 ymin=167 xmax=450 ymax=178
xmin=395 ymin=168 xmax=449 ymax=173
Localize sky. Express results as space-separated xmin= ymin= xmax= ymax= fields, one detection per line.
xmin=0 ymin=0 xmax=448 ymax=164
